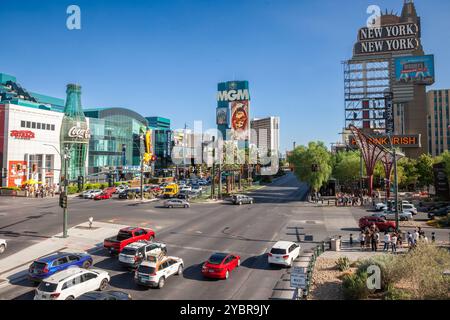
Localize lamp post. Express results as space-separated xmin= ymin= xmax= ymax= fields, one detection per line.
xmin=140 ymin=134 xmax=144 ymax=201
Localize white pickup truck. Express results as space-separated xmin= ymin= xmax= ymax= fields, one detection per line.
xmin=0 ymin=239 xmax=7 ymax=254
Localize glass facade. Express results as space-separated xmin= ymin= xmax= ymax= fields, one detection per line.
xmin=146 ymin=117 xmax=172 ymax=169
xmin=86 ymin=108 xmax=148 ymax=175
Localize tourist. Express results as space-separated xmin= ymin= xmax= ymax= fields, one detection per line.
xmin=383 ymin=232 xmax=391 ymax=251
xmin=359 ymin=232 xmax=365 ymax=251
xmin=391 ymin=233 xmax=398 ymax=253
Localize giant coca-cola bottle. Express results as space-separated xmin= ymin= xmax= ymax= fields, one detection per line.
xmin=60 ymin=84 xmax=90 ymax=182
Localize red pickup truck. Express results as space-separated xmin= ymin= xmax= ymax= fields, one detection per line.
xmin=104 ymin=227 xmax=155 ymax=255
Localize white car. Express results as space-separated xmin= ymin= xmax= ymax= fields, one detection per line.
xmin=115 ymin=185 xmax=129 ymax=194
xmin=34 ymin=267 xmax=110 ymax=300
xmin=0 ymin=239 xmax=6 ymax=254
xmin=83 ymin=189 xmax=102 ymax=199
xmin=119 ymin=241 xmax=167 ymax=269
xmin=135 ymin=256 xmax=184 ymax=289
xmin=402 ymin=204 xmax=418 ymax=215
xmin=382 ymin=210 xmax=413 ymax=221
xmin=180 ymin=186 xmax=192 ymax=192
xmin=268 ymin=241 xmax=301 ymax=267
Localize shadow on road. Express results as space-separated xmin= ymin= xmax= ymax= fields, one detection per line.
xmin=93 ymin=257 xmax=127 ymax=272
xmin=240 ymin=254 xmax=286 ymax=271
xmin=182 ymin=264 xmax=221 ymax=282
xmin=108 ymin=272 xmax=147 ymax=291
xmin=13 ymin=290 xmax=35 ymax=300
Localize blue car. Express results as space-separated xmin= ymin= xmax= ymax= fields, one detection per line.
xmin=28 ymin=252 xmax=93 ymax=282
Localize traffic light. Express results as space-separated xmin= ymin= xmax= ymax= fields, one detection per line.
xmin=77 ymin=176 xmax=84 ymax=191
xmin=59 ymin=192 xmax=68 ymax=209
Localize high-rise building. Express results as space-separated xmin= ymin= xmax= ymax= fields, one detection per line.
xmin=250 ymin=117 xmax=280 ymax=158
xmin=344 ymin=0 xmax=435 ymax=158
xmin=427 ymin=89 xmax=450 ymax=156
xmin=146 ymin=117 xmax=172 ymax=170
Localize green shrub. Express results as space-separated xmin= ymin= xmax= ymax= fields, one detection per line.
xmin=67 ymin=185 xmax=79 ymax=195
xmin=0 ymin=187 xmax=21 ymax=191
xmin=356 ymin=254 xmax=398 ymax=290
xmin=85 ymin=183 xmax=101 ymax=190
xmin=336 ymin=257 xmax=351 ymax=271
xmin=384 ymin=284 xmax=412 ymax=300
xmin=342 ymin=272 xmax=370 ymax=300
xmin=99 ymin=183 xmax=108 ymax=190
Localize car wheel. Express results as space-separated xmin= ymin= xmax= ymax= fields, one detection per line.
xmin=184 ymin=205 xmax=188 ymax=208
xmin=0 ymin=245 xmax=5 ymax=254
xmin=250 ymin=200 xmax=253 ymax=204
xmin=158 ymin=277 xmax=165 ymax=289
xmin=239 ymin=202 xmax=242 ymax=206
xmin=65 ymin=296 xmax=75 ymax=300
xmin=82 ymin=260 xmax=91 ymax=269
xmin=169 ymin=205 xmax=173 ymax=209
xmin=177 ymin=265 xmax=183 ymax=275
xmin=99 ymin=278 xmax=109 ymax=291
xmin=225 ymin=270 xmax=229 ymax=279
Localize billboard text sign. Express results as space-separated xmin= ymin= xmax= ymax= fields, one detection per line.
xmin=395 ymin=55 xmax=435 ymax=85
xmin=349 ymin=134 xmax=421 ymax=148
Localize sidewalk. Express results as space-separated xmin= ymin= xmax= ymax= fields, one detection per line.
xmin=0 ymin=221 xmax=129 ymax=288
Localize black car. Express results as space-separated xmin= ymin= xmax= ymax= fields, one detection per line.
xmin=76 ymin=290 xmax=132 ymax=300
xmin=118 ymin=188 xmax=141 ymax=199
xmin=428 ymin=206 xmax=450 ymax=219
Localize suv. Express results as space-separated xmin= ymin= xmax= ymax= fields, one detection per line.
xmin=28 ymin=252 xmax=93 ymax=282
xmin=359 ymin=216 xmax=396 ymax=232
xmin=135 ymin=256 xmax=184 ymax=289
xmin=34 ymin=267 xmax=110 ymax=300
xmin=119 ymin=241 xmax=167 ymax=269
xmin=231 ymin=194 xmax=254 ymax=205
xmin=268 ymin=241 xmax=300 ymax=267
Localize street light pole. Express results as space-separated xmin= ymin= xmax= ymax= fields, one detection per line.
xmin=393 ymin=148 xmax=399 ymax=232
xmin=140 ymin=134 xmax=144 ymax=201
xmin=63 ymin=146 xmax=70 ymax=238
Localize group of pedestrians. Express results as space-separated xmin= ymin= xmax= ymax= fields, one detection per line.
xmin=336 ymin=193 xmax=362 ymax=207
xmin=24 ymin=184 xmax=57 ymax=198
xmin=358 ymin=224 xmax=402 ymax=253
xmin=406 ymin=227 xmax=434 ymax=249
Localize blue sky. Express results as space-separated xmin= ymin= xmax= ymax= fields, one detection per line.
xmin=1 ymin=0 xmax=449 ymax=153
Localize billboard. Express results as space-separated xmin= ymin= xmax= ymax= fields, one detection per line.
xmin=216 ymin=107 xmax=229 ymax=125
xmin=394 ymin=55 xmax=435 ymax=85
xmin=8 ymin=160 xmax=27 ymax=187
xmin=349 ymin=134 xmax=421 ymax=148
xmin=173 ymin=131 xmax=184 ymax=147
xmin=231 ymin=101 xmax=249 ymax=141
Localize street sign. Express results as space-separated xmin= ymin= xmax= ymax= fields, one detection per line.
xmin=292 ymin=266 xmax=307 ymax=275
xmin=290 ymin=273 xmax=307 ymax=289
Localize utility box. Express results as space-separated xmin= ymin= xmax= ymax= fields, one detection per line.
xmin=331 ymin=238 xmax=341 ymax=251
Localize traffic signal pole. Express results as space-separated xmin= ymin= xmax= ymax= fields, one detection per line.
xmin=62 ymin=147 xmax=69 ymax=238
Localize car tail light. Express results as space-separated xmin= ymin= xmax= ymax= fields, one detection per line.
xmin=268 ymin=253 xmax=273 ymax=257
xmin=134 ymin=256 xmax=139 ymax=262
xmin=43 ymin=265 xmax=49 ymax=273
xmin=283 ymin=255 xmax=289 ymax=260
xmin=50 ymin=293 xmax=60 ymax=298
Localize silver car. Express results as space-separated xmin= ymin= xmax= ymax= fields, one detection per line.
xmin=164 ymin=199 xmax=190 ymax=208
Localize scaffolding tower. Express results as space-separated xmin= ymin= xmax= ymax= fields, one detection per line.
xmin=344 ymin=58 xmax=391 ymax=134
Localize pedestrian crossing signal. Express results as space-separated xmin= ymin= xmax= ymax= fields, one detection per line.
xmin=59 ymin=192 xmax=68 ymax=209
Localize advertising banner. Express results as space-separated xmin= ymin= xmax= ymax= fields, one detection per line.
xmin=8 ymin=161 xmax=27 ymax=187
xmin=394 ymin=55 xmax=435 ymax=85
xmin=216 ymin=107 xmax=229 ymax=125
xmin=230 ymin=100 xmax=250 ymax=141
xmin=173 ymin=131 xmax=184 ymax=147
xmin=349 ymin=134 xmax=421 ymax=148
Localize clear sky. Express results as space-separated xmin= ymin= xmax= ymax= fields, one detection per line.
xmin=1 ymin=0 xmax=449 ymax=154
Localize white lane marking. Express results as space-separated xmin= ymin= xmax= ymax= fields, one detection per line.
xmin=165 ymin=243 xmax=260 ymax=257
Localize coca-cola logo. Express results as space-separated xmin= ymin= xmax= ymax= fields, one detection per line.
xmin=68 ymin=126 xmax=91 ymax=139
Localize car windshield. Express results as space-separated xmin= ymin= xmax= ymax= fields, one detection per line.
xmin=137 ymin=265 xmax=156 ymax=274
xmin=208 ymin=254 xmax=226 ymax=265
xmin=117 ymin=232 xmax=132 ymax=241
xmin=37 ymin=281 xmax=58 ymax=292
xmin=270 ymin=248 xmax=287 ymax=255
xmin=121 ymin=248 xmax=137 ymax=256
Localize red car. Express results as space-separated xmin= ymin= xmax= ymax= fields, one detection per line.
xmin=103 ymin=187 xmax=117 ymax=194
xmin=359 ymin=216 xmax=396 ymax=232
xmin=94 ymin=192 xmax=112 ymax=200
xmin=104 ymin=227 xmax=155 ymax=255
xmin=201 ymin=253 xmax=241 ymax=280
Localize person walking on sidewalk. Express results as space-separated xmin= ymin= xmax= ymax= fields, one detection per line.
xmin=383 ymin=232 xmax=391 ymax=251
xmin=359 ymin=232 xmax=366 ymax=251
xmin=391 ymin=233 xmax=398 ymax=254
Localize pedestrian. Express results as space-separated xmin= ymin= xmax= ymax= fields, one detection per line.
xmin=359 ymin=232 xmax=365 ymax=251
xmin=413 ymin=229 xmax=420 ymax=246
xmin=383 ymin=232 xmax=391 ymax=251
xmin=431 ymin=232 xmax=436 ymax=243
xmin=375 ymin=231 xmax=380 ymax=251
xmin=371 ymin=232 xmax=377 ymax=252
xmin=391 ymin=233 xmax=398 ymax=253
xmin=407 ymin=232 xmax=414 ymax=249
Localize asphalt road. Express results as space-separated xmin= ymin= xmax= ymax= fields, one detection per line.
xmin=1 ymin=173 xmax=448 ymax=300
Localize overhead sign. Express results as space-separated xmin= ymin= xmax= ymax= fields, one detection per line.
xmin=349 ymin=134 xmax=421 ymax=148
xmin=10 ymin=130 xmax=35 ymax=140
xmin=394 ymin=55 xmax=435 ymax=85
xmin=354 ymin=22 xmax=421 ymax=56
xmin=216 ymin=107 xmax=229 ymax=125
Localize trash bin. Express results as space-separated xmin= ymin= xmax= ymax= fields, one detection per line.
xmin=331 ymin=238 xmax=341 ymax=252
